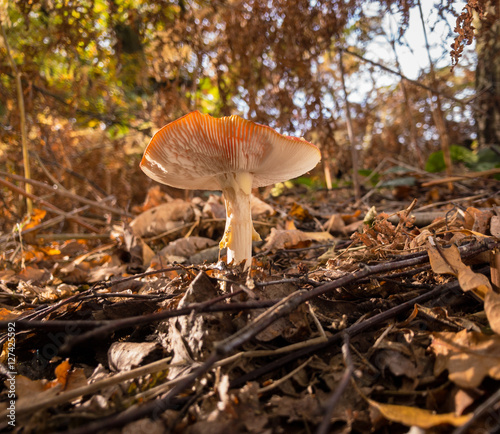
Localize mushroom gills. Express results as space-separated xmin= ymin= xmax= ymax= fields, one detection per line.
xmin=217 ymin=171 xmax=261 ymax=267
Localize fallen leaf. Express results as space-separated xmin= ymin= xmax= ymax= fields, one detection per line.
xmin=491 ymin=216 xmax=500 ymax=238
xmin=463 ymin=207 xmax=492 ymax=235
xmin=431 ymin=330 xmax=500 ymax=388
xmin=251 ymin=195 xmax=275 ymax=218
xmin=202 ymin=194 xmax=226 ymax=219
xmin=130 ymin=199 xmax=195 ymax=237
xmin=485 ymin=289 xmax=500 ymax=334
xmin=131 ymin=185 xmax=173 ymax=213
xmin=427 ymin=241 xmax=492 ymax=299
xmin=323 ymin=213 xmax=347 ymax=235
xmin=108 ymin=342 xmax=160 ymax=372
xmin=288 ymin=202 xmax=313 ymax=221
xmin=369 ymin=399 xmax=472 ymax=428
xmin=263 ymin=228 xmax=333 ymax=251
xmin=50 ymin=359 xmax=72 ymax=389
xmin=18 ymin=266 xmax=53 ymax=286
xmin=22 ymin=208 xmax=47 ymax=230
xmin=160 ymin=236 xmax=217 ymax=258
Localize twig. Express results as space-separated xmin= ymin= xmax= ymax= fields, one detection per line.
xmin=0 ymin=22 xmax=32 ymax=214
xmin=59 ymin=353 xmax=221 ymax=434
xmin=0 ymin=204 xmax=91 ymax=244
xmin=341 ymin=48 xmax=472 ymax=108
xmin=316 ymin=334 xmax=353 ymax=434
xmin=0 ymin=177 xmax=100 ymax=233
xmin=36 ymin=233 xmax=112 ymax=241
xmin=63 ymin=260 xmax=494 ymax=433
xmin=421 ymin=168 xmax=500 ymax=187
xmin=0 ymin=356 xmax=173 ymax=426
xmin=338 ymin=48 xmax=360 ymax=201
xmin=0 ymin=171 xmax=133 ymax=218
xmin=257 ymin=356 xmax=314 ymax=394
xmin=452 ymin=387 xmax=500 ymax=434
xmin=229 ymin=276 xmax=464 ymax=389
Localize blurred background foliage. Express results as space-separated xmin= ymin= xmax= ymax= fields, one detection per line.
xmin=0 ymin=0 xmax=498 ymax=222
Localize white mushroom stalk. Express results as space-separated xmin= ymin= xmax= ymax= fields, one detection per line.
xmin=140 ymin=111 xmax=321 ymax=270
xmin=217 ymin=172 xmax=261 ymax=267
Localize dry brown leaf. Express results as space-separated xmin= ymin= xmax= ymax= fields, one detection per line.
xmin=368 ymin=399 xmax=472 ymax=428
xmin=464 ymin=207 xmax=493 ymax=235
xmin=18 ymin=266 xmax=53 ymax=286
xmin=263 ymin=228 xmax=333 ymax=251
xmin=202 ymin=194 xmax=226 ymax=219
xmin=160 ymin=236 xmax=217 ymax=259
xmin=485 ymin=289 xmax=500 ymax=334
xmin=130 ymin=199 xmax=195 ymax=237
xmin=251 ymin=194 xmax=275 ymax=218
xmin=491 ymin=215 xmax=500 ymax=238
xmin=323 ymin=213 xmax=347 ymax=235
xmin=427 ymin=241 xmax=492 ymax=299
xmin=288 ymin=202 xmax=313 ymax=221
xmin=427 ymin=242 xmax=462 ymax=275
xmin=131 ymin=185 xmax=173 ymax=213
xmin=49 ymin=359 xmax=72 ymax=389
xmin=431 ymin=330 xmax=500 ymax=388
xmin=108 ymin=342 xmax=160 ymax=372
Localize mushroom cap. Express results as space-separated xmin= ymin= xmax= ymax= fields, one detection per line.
xmin=140 ymin=111 xmax=321 ymax=190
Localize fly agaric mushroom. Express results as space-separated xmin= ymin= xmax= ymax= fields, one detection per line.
xmin=140 ymin=111 xmax=321 ymax=268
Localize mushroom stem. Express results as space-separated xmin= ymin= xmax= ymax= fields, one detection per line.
xmin=218 ymin=172 xmax=261 ymax=268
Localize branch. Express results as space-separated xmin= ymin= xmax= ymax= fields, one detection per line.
xmin=0 ymin=177 xmax=100 ymax=233
xmin=0 ymin=22 xmax=31 ymax=213
xmin=0 ymin=171 xmax=133 ymax=217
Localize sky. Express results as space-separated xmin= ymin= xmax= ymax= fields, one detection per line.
xmin=344 ymin=0 xmax=475 ymax=103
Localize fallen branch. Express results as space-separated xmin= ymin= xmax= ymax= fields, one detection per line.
xmin=0 ymin=177 xmax=100 ymax=233
xmin=0 ymin=171 xmax=133 ymax=218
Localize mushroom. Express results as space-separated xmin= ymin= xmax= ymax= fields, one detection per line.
xmin=140 ymin=111 xmax=321 ymax=268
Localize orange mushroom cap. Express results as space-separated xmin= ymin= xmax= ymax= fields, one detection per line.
xmin=140 ymin=111 xmax=321 ymax=190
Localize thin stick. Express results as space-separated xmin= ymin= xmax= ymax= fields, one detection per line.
xmin=0 ymin=22 xmax=31 ymax=214
xmin=0 ymin=177 xmax=100 ymax=233
xmin=338 ymin=49 xmax=360 ymax=201
xmin=0 ymin=357 xmax=173 ymax=425
xmin=316 ymin=334 xmax=353 ymax=434
xmin=452 ymin=387 xmax=500 ymax=434
xmin=257 ymin=356 xmax=314 ymax=393
xmin=0 ymin=171 xmax=133 ymax=218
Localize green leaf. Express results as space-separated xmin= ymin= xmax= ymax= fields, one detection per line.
xmin=379 ymin=176 xmax=416 ymax=188
xmin=425 ymin=151 xmax=446 ymax=173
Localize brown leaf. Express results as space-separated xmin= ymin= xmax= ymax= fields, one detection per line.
xmin=160 ymin=236 xmax=217 ymax=259
xmin=427 ymin=241 xmax=491 ymax=299
xmin=288 ymin=202 xmax=313 ymax=221
xmin=464 ymin=207 xmax=492 ymax=234
xmin=130 ymin=199 xmax=195 ymax=237
xmin=372 ymin=349 xmax=418 ymax=379
xmin=202 ymin=194 xmax=226 ymax=219
xmin=491 ymin=215 xmax=500 ymax=238
xmin=368 ymin=399 xmax=472 ymax=428
xmin=132 ymin=185 xmax=173 ymax=213
xmin=263 ymin=228 xmax=333 ymax=251
xmin=323 ymin=213 xmax=347 ymax=235
xmin=431 ymin=330 xmax=500 ymax=388
xmin=251 ymin=194 xmax=275 ymax=218
xmin=485 ymin=289 xmax=500 ymax=335
xmin=108 ymin=342 xmax=160 ymax=372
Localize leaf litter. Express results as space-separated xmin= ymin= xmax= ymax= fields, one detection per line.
xmin=0 ymin=174 xmax=499 ymax=433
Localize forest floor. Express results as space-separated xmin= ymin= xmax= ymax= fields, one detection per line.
xmin=0 ymin=164 xmax=499 ymax=434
